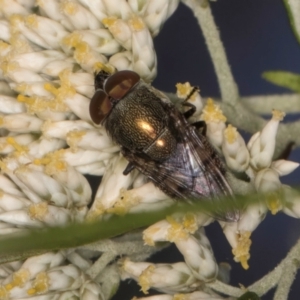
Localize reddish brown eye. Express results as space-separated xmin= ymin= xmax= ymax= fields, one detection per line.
xmin=104 ymin=70 xmax=140 ymax=99
xmin=89 ymin=90 xmax=112 ymax=124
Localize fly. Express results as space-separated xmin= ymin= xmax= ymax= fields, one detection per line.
xmin=89 ymin=70 xmax=238 ymax=221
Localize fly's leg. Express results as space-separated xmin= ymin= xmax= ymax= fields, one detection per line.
xmin=184 ymin=86 xmax=200 ymax=102
xmin=191 ymin=120 xmax=207 ymax=136
xmin=123 ymin=162 xmax=135 ymax=175
xmin=180 ymin=86 xmax=206 ymax=135
xmin=121 ymin=147 xmax=136 ymax=175
xmin=182 ymin=102 xmax=196 ymax=119
xmin=182 ymin=86 xmax=200 ymax=119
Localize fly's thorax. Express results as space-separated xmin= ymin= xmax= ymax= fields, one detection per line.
xmin=105 ymin=83 xmax=177 ymax=161
xmin=144 ymin=127 xmax=177 ymax=161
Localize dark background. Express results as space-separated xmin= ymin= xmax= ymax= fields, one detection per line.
xmin=113 ymin=1 xmax=300 ymax=299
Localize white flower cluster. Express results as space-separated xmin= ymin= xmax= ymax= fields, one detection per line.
xmin=200 ymin=99 xmax=299 ymax=269
xmin=0 ymin=0 xmax=180 ymax=299
xmin=0 ymin=0 xmax=299 ymax=300
xmin=0 ymin=252 xmax=104 ymax=299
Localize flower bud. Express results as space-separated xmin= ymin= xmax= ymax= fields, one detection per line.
xmin=222 ymin=124 xmax=250 ymax=172
xmin=248 ymin=110 xmax=285 ymax=170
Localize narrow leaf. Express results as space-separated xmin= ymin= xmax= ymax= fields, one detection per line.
xmin=0 ymin=190 xmax=289 ymax=260
xmin=283 ymin=0 xmax=300 ymax=45
xmin=262 ymin=71 xmax=300 ymax=92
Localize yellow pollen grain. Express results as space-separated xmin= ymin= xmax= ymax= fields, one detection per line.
xmin=182 ymin=213 xmax=198 ymax=234
xmin=143 ymin=236 xmax=154 ymax=247
xmin=6 ymin=137 xmax=28 ymax=153
xmin=25 ymin=15 xmax=38 ymax=28
xmin=0 ymin=159 xmax=7 ymax=171
xmin=66 ymin=130 xmax=86 ymax=150
xmin=108 ymin=189 xmax=140 ymax=215
xmin=0 ymin=41 xmax=10 ymax=51
xmin=166 ymin=216 xmax=188 ymax=242
xmin=232 ymin=231 xmax=251 ymax=270
xmin=34 ymin=156 xmax=51 ymax=166
xmin=201 ymin=98 xmax=227 ymax=123
xmin=0 ymin=286 xmax=8 ymax=299
xmin=62 ymin=32 xmax=82 ymax=48
xmin=9 ymin=33 xmax=32 ymax=54
xmin=17 ymin=94 xmax=34 ymax=105
xmin=34 ymin=150 xmax=67 ymax=175
xmin=86 ymin=205 xmax=106 ymax=221
xmin=61 ymin=2 xmax=78 ymax=15
xmin=224 ymin=124 xmax=238 ymax=144
xmin=73 ymin=41 xmax=92 ymax=64
xmin=28 ymin=202 xmax=48 ymax=220
xmin=173 ymin=294 xmax=186 ymax=300
xmin=272 ymin=109 xmax=285 ymax=121
xmin=9 ymin=14 xmax=25 ymax=33
xmin=27 ymin=272 xmax=49 ymax=295
xmin=266 ymin=192 xmax=281 ymax=215
xmin=44 ymin=71 xmax=75 ymax=110
xmin=128 ymin=16 xmax=145 ymax=31
xmin=5 ymin=269 xmax=30 ymax=290
xmin=18 ymin=94 xmax=55 ymax=113
xmin=27 ymin=288 xmax=37 ymax=295
xmin=138 ymin=265 xmax=155 ymax=294
xmin=118 ymin=257 xmax=129 ymax=270
xmin=102 ymin=17 xmax=118 ymax=28
xmin=143 ymin=226 xmax=160 ymax=246
xmin=176 ymin=82 xmax=192 ymax=98
xmin=93 ymin=62 xmax=114 ymax=74
xmin=44 ymin=83 xmax=59 ymax=96
xmin=59 ymin=69 xmax=74 ymax=91
xmin=0 ymin=61 xmax=19 ymax=75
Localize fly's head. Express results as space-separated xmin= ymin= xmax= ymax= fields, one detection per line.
xmin=89 ymin=70 xmax=140 ymax=125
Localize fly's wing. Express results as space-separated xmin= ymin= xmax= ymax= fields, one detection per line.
xmin=122 ymin=104 xmax=239 ymax=221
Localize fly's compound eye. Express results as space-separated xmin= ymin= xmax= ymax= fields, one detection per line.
xmin=89 ymin=89 xmax=112 ymax=124
xmin=104 ymin=70 xmax=140 ymax=99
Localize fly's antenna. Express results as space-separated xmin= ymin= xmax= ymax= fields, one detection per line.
xmin=183 ymin=86 xmax=200 ymax=102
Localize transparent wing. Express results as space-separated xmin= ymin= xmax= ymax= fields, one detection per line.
xmin=122 ymin=104 xmax=239 ymax=221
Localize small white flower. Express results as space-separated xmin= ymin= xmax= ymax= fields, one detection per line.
xmin=88 ymin=154 xmax=138 ymax=217
xmin=0 ymin=134 xmax=34 ymax=155
xmin=42 ymin=120 xmax=94 ymax=140
xmin=66 ymin=128 xmax=117 ymax=152
xmin=175 ymin=230 xmax=218 ymax=281
xmin=220 ymin=200 xmax=268 ymax=269
xmin=0 ymin=113 xmax=43 ymax=133
xmin=254 ymin=168 xmax=281 ymax=193
xmin=222 ymin=124 xmax=250 ymax=172
xmin=200 ymin=99 xmax=227 ymax=148
xmin=271 ymin=159 xmax=299 ymax=176
xmin=176 ymin=82 xmax=203 ymax=118
xmin=109 ymin=51 xmax=133 ymax=71
xmin=109 ymin=182 xmax=170 ymax=215
xmin=248 ymin=110 xmax=285 ymax=170
xmin=120 ymin=258 xmax=199 ymax=294
xmin=136 ymin=0 xmax=180 ymax=37
xmin=0 ymin=95 xmax=25 ymax=114
xmin=60 ymin=1 xmax=102 ymax=30
xmin=14 ymin=164 xmax=71 ymax=207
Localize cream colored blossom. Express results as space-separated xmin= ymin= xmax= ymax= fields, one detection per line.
xmin=200 ymin=99 xmax=226 ymax=147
